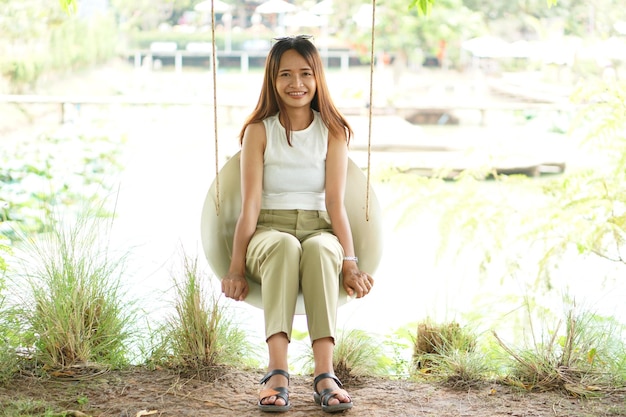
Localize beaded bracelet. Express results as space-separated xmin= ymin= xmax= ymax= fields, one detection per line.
xmin=343 ymin=256 xmax=358 ymax=263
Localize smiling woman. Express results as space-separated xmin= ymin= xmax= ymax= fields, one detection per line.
xmin=201 ymin=34 xmax=383 ymax=413
xmin=275 ymin=50 xmax=318 ymax=127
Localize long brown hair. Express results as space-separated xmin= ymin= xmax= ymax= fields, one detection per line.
xmin=238 ymin=35 xmax=353 ymax=146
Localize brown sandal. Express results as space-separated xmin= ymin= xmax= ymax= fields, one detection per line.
xmin=258 ymin=369 xmax=292 ymax=413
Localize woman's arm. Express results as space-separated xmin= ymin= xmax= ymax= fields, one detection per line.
xmin=325 ymin=133 xmax=374 ymax=299
xmin=222 ymin=122 xmax=265 ymax=301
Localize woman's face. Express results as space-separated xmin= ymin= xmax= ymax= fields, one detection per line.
xmin=275 ymin=49 xmax=317 ymax=110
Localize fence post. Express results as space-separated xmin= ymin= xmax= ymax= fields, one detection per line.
xmin=341 ymin=53 xmax=349 ymax=72
xmin=241 ymin=53 xmax=249 ymax=73
xmin=175 ymin=52 xmax=183 ymax=73
xmin=134 ymin=52 xmax=142 ymax=69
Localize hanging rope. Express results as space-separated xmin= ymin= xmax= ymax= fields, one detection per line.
xmin=211 ymin=0 xmax=221 ymax=215
xmin=365 ymin=0 xmax=376 ymax=221
xmin=210 ymin=0 xmax=377 ymax=221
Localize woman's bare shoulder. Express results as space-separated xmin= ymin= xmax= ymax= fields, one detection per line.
xmin=327 ymin=128 xmax=348 ymax=147
xmin=244 ymin=121 xmax=265 ymax=133
xmin=242 ymin=121 xmax=267 ymax=150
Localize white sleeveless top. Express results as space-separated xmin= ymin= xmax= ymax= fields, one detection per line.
xmin=261 ymin=111 xmax=327 ymax=210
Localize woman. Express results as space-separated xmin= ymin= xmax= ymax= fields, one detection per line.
xmin=221 ymin=35 xmax=375 ymax=413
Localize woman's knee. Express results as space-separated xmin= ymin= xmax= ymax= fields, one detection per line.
xmin=269 ymin=233 xmax=301 ymax=257
xmin=301 ymin=234 xmax=342 ymax=259
xmin=251 ymin=230 xmax=301 ymax=256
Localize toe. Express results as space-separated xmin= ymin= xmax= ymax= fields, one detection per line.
xmin=335 ymin=391 xmax=350 ymax=404
xmin=261 ymin=395 xmax=286 ymax=406
xmin=324 ymin=394 xmax=338 ymax=406
xmin=324 ymin=390 xmax=351 ymax=406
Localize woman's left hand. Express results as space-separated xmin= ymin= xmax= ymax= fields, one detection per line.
xmin=342 ymin=266 xmax=374 ymax=298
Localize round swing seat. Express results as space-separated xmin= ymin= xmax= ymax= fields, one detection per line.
xmin=200 ymin=151 xmax=383 ymax=314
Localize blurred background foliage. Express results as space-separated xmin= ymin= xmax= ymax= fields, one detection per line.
xmin=2 ymin=0 xmax=624 ymax=92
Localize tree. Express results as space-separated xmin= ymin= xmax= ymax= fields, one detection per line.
xmin=1 ymin=0 xmax=117 ymax=92
xmin=59 ymin=0 xmax=560 ymax=16
xmin=462 ymin=0 xmax=626 ymax=39
xmin=58 ymin=0 xmax=442 ymax=16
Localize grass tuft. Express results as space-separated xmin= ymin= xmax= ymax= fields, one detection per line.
xmin=0 ymin=270 xmax=21 ymax=386
xmin=333 ymin=329 xmax=389 ymax=383
xmin=13 ymin=203 xmax=134 ymax=372
xmin=296 ymin=329 xmax=389 ymax=383
xmin=411 ymin=320 xmax=488 ymax=388
xmin=494 ymin=308 xmax=626 ymax=397
xmin=0 ymin=398 xmax=70 ymax=416
xmin=148 ymin=252 xmax=256 ymax=379
xmin=414 ymin=321 xmax=476 ymax=357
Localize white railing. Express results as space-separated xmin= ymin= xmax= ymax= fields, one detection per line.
xmin=127 ymin=49 xmax=361 ymax=73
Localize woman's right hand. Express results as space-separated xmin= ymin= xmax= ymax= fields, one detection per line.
xmin=221 ymin=272 xmax=249 ymax=301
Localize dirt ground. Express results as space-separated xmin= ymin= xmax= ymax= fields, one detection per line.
xmin=1 ymin=367 xmax=625 ymax=417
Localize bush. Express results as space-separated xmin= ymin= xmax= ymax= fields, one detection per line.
xmin=0 ymin=57 xmax=45 ymax=93
xmin=0 ymin=13 xmax=119 ymax=93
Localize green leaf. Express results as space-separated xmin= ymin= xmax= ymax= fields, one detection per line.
xmin=409 ymin=0 xmax=435 ymax=15
xmin=587 ymin=347 xmax=597 ymax=364
xmin=59 ymin=0 xmax=76 ymax=14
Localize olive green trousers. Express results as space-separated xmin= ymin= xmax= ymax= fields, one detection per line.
xmin=246 ymin=209 xmax=344 ymax=343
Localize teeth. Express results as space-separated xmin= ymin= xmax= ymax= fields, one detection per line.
xmin=289 ymin=92 xmax=305 ymax=96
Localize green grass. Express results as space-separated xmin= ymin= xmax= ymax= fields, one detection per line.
xmin=0 ymin=311 xmax=21 ymax=386
xmin=147 ymin=251 xmax=257 ymax=376
xmin=417 ymin=347 xmax=491 ymax=388
xmin=296 ymin=328 xmax=391 ymax=382
xmin=411 ymin=319 xmax=489 ymax=387
xmin=13 ymin=203 xmax=134 ymax=371
xmin=494 ymin=307 xmax=626 ymax=396
xmin=0 ymin=398 xmax=73 ymax=417
xmin=0 ymin=236 xmax=22 ymax=385
xmin=332 ymin=329 xmax=390 ymax=382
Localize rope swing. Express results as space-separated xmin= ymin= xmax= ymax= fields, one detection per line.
xmin=201 ymin=0 xmax=383 ymax=314
xmin=366 ymin=0 xmax=376 ymax=221
xmin=210 ymin=0 xmax=221 ymax=215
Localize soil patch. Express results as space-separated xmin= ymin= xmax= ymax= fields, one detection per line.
xmin=1 ymin=367 xmax=625 ymax=417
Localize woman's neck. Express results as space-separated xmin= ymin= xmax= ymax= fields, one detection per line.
xmin=281 ymin=107 xmax=314 ymax=131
